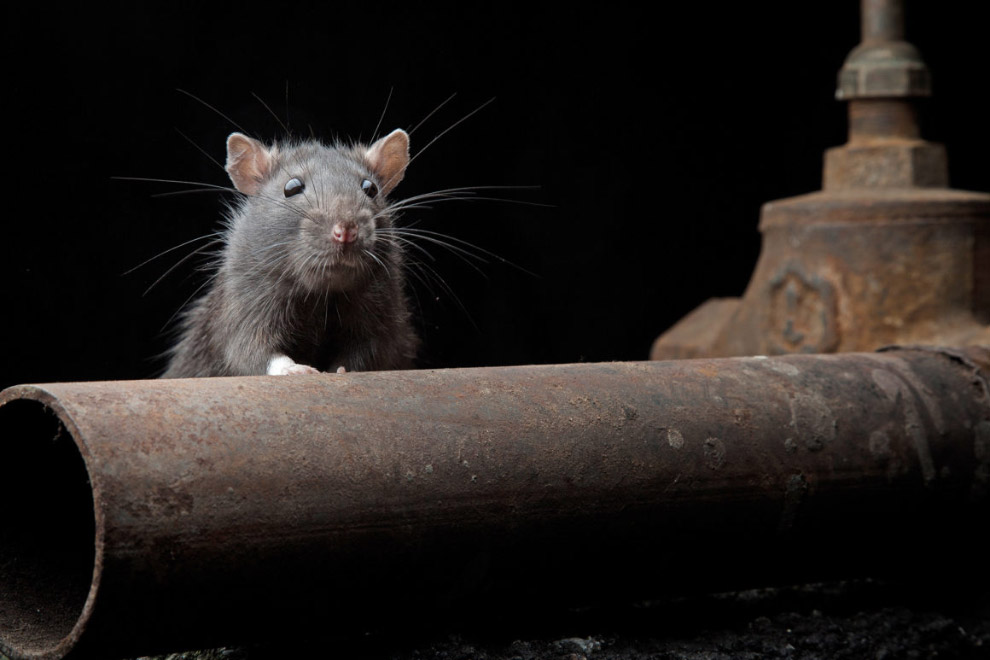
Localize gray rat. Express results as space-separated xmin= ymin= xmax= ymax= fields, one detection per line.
xmin=162 ymin=128 xmax=418 ymax=377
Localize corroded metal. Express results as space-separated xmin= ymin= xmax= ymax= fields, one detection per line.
xmin=2 ymin=348 xmax=989 ymax=658
xmin=651 ymin=0 xmax=990 ymax=360
xmin=837 ymin=0 xmax=931 ymax=100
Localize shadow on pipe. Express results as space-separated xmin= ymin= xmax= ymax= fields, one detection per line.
xmin=1 ymin=347 xmax=989 ymax=659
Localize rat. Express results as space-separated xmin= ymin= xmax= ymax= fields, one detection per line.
xmin=161 ymin=128 xmax=419 ymax=377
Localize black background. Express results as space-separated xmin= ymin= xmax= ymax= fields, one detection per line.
xmin=1 ymin=1 xmax=988 ymax=389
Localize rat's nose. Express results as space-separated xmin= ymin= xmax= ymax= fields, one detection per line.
xmin=331 ymin=221 xmax=358 ymax=244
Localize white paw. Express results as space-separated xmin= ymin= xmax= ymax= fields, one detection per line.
xmin=267 ymin=355 xmax=320 ymax=376
xmin=285 ymin=364 xmax=321 ymax=375
xmin=335 ymin=366 xmax=347 ymax=374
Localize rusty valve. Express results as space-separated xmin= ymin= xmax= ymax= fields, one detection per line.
xmin=651 ymin=0 xmax=990 ymax=359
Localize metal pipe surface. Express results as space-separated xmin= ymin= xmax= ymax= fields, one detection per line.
xmin=1 ymin=348 xmax=989 ymax=659
xmin=863 ymin=0 xmax=904 ymax=43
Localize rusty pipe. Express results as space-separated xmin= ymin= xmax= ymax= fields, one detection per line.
xmin=862 ymin=0 xmax=904 ymax=43
xmin=2 ymin=347 xmax=989 ymax=659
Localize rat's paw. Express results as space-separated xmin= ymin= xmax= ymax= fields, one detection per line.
xmin=267 ymin=355 xmax=320 ymax=376
xmin=335 ymin=366 xmax=348 ymax=374
xmin=285 ymin=364 xmax=321 ymax=375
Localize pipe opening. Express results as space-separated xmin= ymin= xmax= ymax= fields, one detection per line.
xmin=0 ymin=398 xmax=96 ymax=657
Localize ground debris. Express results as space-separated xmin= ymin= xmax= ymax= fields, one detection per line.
xmin=136 ymin=649 xmax=248 ymax=660
xmin=4 ymin=579 xmax=986 ymax=660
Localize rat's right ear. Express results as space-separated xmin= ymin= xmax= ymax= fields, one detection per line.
xmin=226 ymin=133 xmax=272 ymax=195
xmin=366 ymin=129 xmax=410 ymax=196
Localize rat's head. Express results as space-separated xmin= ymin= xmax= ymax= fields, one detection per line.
xmin=223 ymin=129 xmax=409 ymax=293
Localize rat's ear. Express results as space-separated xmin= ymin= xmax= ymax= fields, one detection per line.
xmin=366 ymin=129 xmax=409 ymax=195
xmin=226 ymin=133 xmax=272 ymax=195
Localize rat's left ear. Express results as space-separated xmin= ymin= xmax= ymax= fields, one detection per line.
xmin=366 ymin=129 xmax=409 ymax=195
xmin=226 ymin=133 xmax=272 ymax=196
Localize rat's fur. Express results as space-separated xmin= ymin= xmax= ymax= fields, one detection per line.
xmin=163 ymin=130 xmax=418 ymax=377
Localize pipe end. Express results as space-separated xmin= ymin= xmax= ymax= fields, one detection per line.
xmin=0 ymin=394 xmax=98 ymax=660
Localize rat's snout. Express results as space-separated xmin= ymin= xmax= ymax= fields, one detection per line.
xmin=331 ymin=220 xmax=359 ymax=244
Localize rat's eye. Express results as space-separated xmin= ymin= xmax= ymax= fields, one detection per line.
xmin=284 ymin=178 xmax=305 ymax=198
xmin=361 ymin=179 xmax=379 ymax=198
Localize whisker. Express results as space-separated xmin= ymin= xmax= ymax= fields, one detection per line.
xmin=175 ymin=128 xmax=225 ymax=172
xmin=116 ymin=174 xmax=310 ymax=220
xmin=285 ymin=81 xmax=291 ymax=132
xmin=123 ymin=232 xmax=225 ymax=276
xmin=406 ymin=258 xmax=480 ymax=333
xmin=408 ymin=92 xmax=457 ymax=137
xmin=151 ymin=188 xmax=232 ymax=198
xmin=384 ymin=229 xmax=488 ymax=277
xmin=161 ymin=274 xmax=215 ymax=331
xmin=112 ymin=175 xmax=237 ymax=192
xmin=252 ymin=91 xmax=289 ymax=136
xmin=142 ymin=240 xmax=223 ymax=297
xmin=385 ymin=226 xmax=539 ymax=278
xmin=383 ymin=185 xmax=549 ymax=216
xmin=407 ymin=97 xmax=494 ymax=165
xmin=370 ymin=86 xmax=394 ymax=143
xmin=177 ymin=88 xmax=249 ymax=135
xmin=380 ymin=97 xmax=494 ymax=194
xmin=362 ymin=248 xmax=391 ymax=277
xmin=381 ymin=232 xmax=438 ymax=264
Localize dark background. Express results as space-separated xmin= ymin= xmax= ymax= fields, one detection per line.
xmin=1 ymin=1 xmax=988 ymax=389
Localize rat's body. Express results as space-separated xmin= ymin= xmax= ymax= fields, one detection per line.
xmin=163 ymin=129 xmax=418 ymax=377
